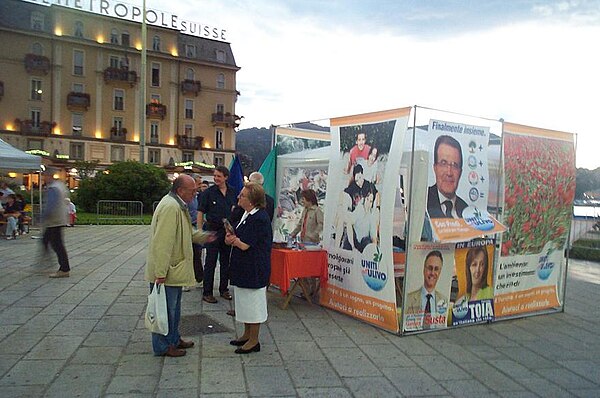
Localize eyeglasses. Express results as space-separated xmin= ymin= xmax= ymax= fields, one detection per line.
xmin=435 ymin=160 xmax=461 ymax=170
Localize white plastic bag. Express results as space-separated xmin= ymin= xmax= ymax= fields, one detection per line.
xmin=145 ymin=283 xmax=169 ymax=336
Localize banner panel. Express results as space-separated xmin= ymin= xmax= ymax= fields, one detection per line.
xmin=322 ymin=108 xmax=410 ymax=333
xmin=423 ymin=119 xmax=506 ymax=242
xmin=495 ymin=126 xmax=575 ymax=318
xmin=402 ymin=243 xmax=454 ymax=332
xmin=451 ymin=239 xmax=495 ymax=326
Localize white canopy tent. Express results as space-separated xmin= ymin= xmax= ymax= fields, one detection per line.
xmin=0 ymin=138 xmax=42 ymax=227
xmin=0 ymin=138 xmax=41 ymax=171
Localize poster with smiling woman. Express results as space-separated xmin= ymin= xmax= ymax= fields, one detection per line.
xmin=451 ymin=239 xmax=495 ymax=326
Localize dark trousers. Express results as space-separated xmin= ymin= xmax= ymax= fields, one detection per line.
xmin=43 ymin=226 xmax=70 ymax=272
xmin=193 ymin=243 xmax=204 ymax=283
xmin=203 ymin=236 xmax=231 ymax=296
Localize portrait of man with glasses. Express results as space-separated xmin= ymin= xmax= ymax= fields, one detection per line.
xmin=427 ymin=134 xmax=468 ymax=219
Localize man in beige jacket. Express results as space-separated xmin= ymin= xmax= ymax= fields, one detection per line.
xmin=145 ymin=174 xmax=215 ymax=357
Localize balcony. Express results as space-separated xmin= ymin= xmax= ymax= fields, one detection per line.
xmin=66 ymin=92 xmax=91 ymax=111
xmin=0 ymin=81 xmax=3 ymax=100
xmin=110 ymin=127 xmax=128 ymax=141
xmin=146 ymin=103 xmax=167 ymax=120
xmin=176 ymin=135 xmax=203 ymax=150
xmin=211 ymin=112 xmax=241 ymax=128
xmin=24 ymin=54 xmax=51 ymax=75
xmin=181 ymin=79 xmax=201 ymax=96
xmin=15 ymin=119 xmax=55 ymax=136
xmin=103 ymin=67 xmax=137 ymax=87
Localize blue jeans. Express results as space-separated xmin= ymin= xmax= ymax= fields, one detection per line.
xmin=149 ymin=284 xmax=182 ymax=355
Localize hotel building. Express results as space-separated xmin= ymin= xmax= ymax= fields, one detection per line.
xmin=0 ymin=0 xmax=241 ymax=184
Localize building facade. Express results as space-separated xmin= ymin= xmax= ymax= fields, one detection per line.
xmin=0 ymin=0 xmax=240 ymax=184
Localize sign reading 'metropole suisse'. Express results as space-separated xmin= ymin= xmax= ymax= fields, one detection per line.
xmin=22 ymin=0 xmax=228 ymax=41
xmin=321 ymin=108 xmax=410 ymax=333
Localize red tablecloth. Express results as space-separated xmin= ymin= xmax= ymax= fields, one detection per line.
xmin=270 ymin=248 xmax=328 ymax=294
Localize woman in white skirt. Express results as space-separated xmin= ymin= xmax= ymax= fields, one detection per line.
xmin=225 ymin=182 xmax=272 ymax=354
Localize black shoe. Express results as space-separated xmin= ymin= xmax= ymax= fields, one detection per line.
xmin=235 ymin=343 xmax=260 ymax=354
xmin=229 ymin=338 xmax=249 ymax=346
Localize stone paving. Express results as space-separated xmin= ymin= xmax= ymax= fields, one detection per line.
xmin=0 ymin=225 xmax=599 ymax=397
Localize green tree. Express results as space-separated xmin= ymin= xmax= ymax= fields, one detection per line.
xmin=73 ymin=160 xmax=100 ymax=180
xmin=75 ymin=161 xmax=170 ymax=213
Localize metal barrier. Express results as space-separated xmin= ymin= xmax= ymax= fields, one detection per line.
xmin=96 ymin=200 xmax=144 ymax=224
xmin=152 ymin=200 xmax=160 ymax=213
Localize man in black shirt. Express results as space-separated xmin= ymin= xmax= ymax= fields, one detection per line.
xmin=198 ymin=166 xmax=237 ymax=303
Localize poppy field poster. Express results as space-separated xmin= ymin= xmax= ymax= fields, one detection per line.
xmin=495 ymin=123 xmax=575 ymax=318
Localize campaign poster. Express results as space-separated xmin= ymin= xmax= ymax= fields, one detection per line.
xmin=402 ymin=243 xmax=454 ymax=332
xmin=451 ymin=239 xmax=495 ymax=326
xmin=322 ymin=108 xmax=410 ymax=333
xmin=273 ymin=166 xmax=328 ymax=242
xmin=423 ymin=119 xmax=506 ymax=242
xmin=495 ymin=124 xmax=575 ymax=318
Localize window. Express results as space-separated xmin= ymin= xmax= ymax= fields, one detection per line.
xmin=111 ymin=145 xmax=125 ymax=162
xmin=28 ymin=139 xmax=43 ymax=150
xmin=217 ymin=73 xmax=225 ymax=89
xmin=31 ymin=79 xmax=42 ymax=101
xmin=216 ymin=50 xmax=226 ymax=63
xmin=113 ymin=117 xmax=123 ymax=131
xmin=109 ymin=56 xmax=120 ymax=68
xmin=31 ymin=11 xmax=45 ymax=31
xmin=214 ymin=154 xmax=224 ymax=166
xmin=114 ymin=89 xmax=124 ymax=111
xmin=150 ymin=123 xmax=159 ymax=144
xmin=31 ymin=109 xmax=41 ymax=127
xmin=110 ymin=28 xmax=119 ymax=44
xmin=32 ymin=42 xmax=43 ymax=55
xmin=216 ymin=104 xmax=225 ymax=114
xmin=121 ymin=31 xmax=130 ymax=47
xmin=151 ymin=62 xmax=160 ymax=87
xmin=184 ymin=99 xmax=193 ymax=119
xmin=184 ymin=124 xmax=193 ymax=136
xmin=73 ymin=50 xmax=84 ymax=76
xmin=74 ymin=21 xmax=83 ymax=38
xmin=70 ymin=142 xmax=84 ymax=160
xmin=215 ymin=128 xmax=224 ymax=149
xmin=148 ymin=149 xmax=161 ymax=164
xmin=152 ymin=36 xmax=161 ymax=51
xmin=72 ymin=83 xmax=84 ymax=93
xmin=185 ymin=44 xmax=196 ymax=58
xmin=182 ymin=151 xmax=194 ymax=162
xmin=72 ymin=113 xmax=83 ymax=136
xmin=185 ymin=68 xmax=194 ymax=80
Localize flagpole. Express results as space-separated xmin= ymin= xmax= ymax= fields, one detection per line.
xmin=139 ymin=0 xmax=147 ymax=163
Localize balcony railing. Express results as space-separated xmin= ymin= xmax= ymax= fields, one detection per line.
xmin=181 ymin=79 xmax=201 ymax=96
xmin=211 ymin=112 xmax=241 ymax=128
xmin=146 ymin=103 xmax=167 ymax=119
xmin=103 ymin=67 xmax=137 ymax=86
xmin=67 ymin=92 xmax=91 ymax=111
xmin=110 ymin=127 xmax=128 ymax=141
xmin=25 ymin=54 xmax=50 ymax=75
xmin=14 ymin=119 xmax=55 ymax=136
xmin=176 ymin=135 xmax=203 ymax=150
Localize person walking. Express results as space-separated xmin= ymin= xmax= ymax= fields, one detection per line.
xmin=40 ymin=174 xmax=71 ymax=278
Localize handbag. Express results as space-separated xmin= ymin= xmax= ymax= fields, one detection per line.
xmin=145 ymin=283 xmax=169 ymax=336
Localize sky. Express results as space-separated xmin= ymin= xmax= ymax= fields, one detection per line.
xmin=147 ymin=0 xmax=600 ymax=169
